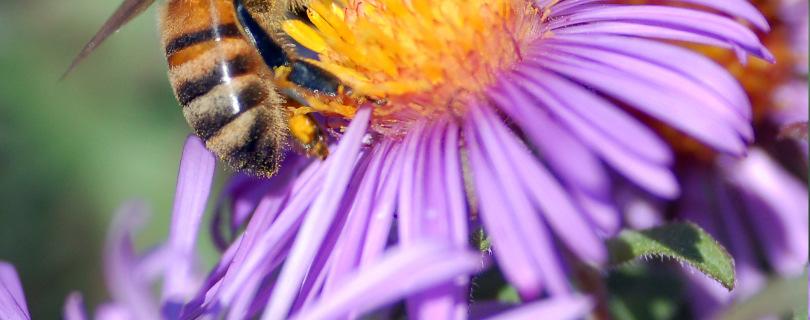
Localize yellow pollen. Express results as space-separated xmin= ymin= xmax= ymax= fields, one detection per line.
xmin=283 ymin=20 xmax=327 ymax=54
xmin=287 ymin=0 xmax=540 ymax=136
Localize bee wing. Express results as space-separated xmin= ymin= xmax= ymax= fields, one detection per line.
xmin=61 ymin=0 xmax=156 ymax=79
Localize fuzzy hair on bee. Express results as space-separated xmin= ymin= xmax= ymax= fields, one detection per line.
xmin=63 ymin=0 xmax=340 ymax=178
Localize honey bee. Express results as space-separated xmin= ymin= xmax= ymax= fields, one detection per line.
xmin=65 ymin=0 xmax=357 ymax=177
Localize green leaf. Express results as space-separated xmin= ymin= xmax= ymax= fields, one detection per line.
xmin=717 ymin=271 xmax=808 ymax=320
xmin=606 ymin=222 xmax=735 ymax=291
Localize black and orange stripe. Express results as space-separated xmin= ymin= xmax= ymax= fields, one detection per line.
xmin=164 ymin=23 xmax=242 ymax=57
xmin=160 ymin=0 xmax=287 ymax=177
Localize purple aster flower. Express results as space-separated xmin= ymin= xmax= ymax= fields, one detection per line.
xmin=51 ymin=136 xmax=581 ymax=320
xmin=162 ymin=0 xmax=774 ymax=318
xmin=33 ymin=0 xmax=774 ymax=318
xmin=0 ymin=0 xmax=769 ymax=316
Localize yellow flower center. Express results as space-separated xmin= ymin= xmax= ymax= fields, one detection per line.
xmin=284 ymin=0 xmax=542 ymax=136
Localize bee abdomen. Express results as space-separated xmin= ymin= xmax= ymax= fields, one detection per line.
xmin=181 ymin=74 xmax=267 ymax=140
xmin=207 ymin=105 xmax=287 ymax=176
xmin=180 ymin=69 xmax=287 ymax=176
xmin=161 ymin=0 xmax=288 ymax=176
xmin=174 ymin=54 xmax=256 ymax=106
xmin=164 ymin=23 xmax=242 ymax=57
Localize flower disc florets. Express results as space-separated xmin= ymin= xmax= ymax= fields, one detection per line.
xmin=285 ymin=0 xmax=542 ymax=137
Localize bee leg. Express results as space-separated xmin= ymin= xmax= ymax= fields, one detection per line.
xmin=288 ymin=112 xmax=329 ymax=159
xmin=234 ymin=0 xmax=289 ymax=68
xmin=287 ymin=60 xmax=344 ymax=95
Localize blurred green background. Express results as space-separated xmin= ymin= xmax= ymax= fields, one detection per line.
xmin=0 ymin=0 xmax=208 ymax=317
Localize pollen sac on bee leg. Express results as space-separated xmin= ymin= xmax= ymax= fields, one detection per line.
xmin=289 ymin=112 xmax=329 ymax=159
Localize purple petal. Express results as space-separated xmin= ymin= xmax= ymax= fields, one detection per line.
xmin=488 ymin=84 xmax=620 ymax=235
xmin=474 ymin=106 xmax=606 ymax=264
xmin=211 ymin=174 xmax=274 ymax=251
xmin=485 ymin=296 xmax=592 ymax=320
xmin=211 ymin=159 xmax=328 ymax=313
xmin=548 ymin=5 xmax=772 ymax=61
xmin=163 ymin=135 xmax=216 ymax=303
xmin=358 ymin=141 xmax=404 ymax=266
xmin=543 ymin=34 xmax=753 ymax=124
xmin=684 ymin=270 xmax=731 ymax=319
xmin=288 ymin=151 xmax=376 ymax=314
xmin=0 ymin=262 xmax=29 ymax=320
xmin=512 ymin=65 xmax=674 ymax=165
xmin=710 ymin=173 xmax=768 ymax=298
xmin=291 ymin=243 xmax=481 ymax=320
xmin=321 ymin=141 xmax=396 ymax=295
xmin=442 ymin=122 xmax=471 ymax=249
xmin=396 ymin=121 xmax=428 ymax=245
xmin=543 ymin=43 xmax=752 ymax=143
xmin=226 ymin=155 xmax=308 ymax=234
xmin=397 ymin=120 xmax=469 ymax=319
xmin=616 ymin=186 xmax=663 ymax=230
xmin=94 ymin=304 xmax=130 ymax=320
xmin=722 ymin=150 xmax=809 ymax=274
xmin=63 ymin=292 xmax=88 ymax=320
xmin=104 ymin=201 xmax=161 ymax=320
xmin=670 ymin=0 xmax=770 ymax=31
xmin=466 ymin=146 xmax=544 ymax=296
xmin=572 ymin=190 xmax=621 ymax=237
xmin=263 ymin=106 xmax=372 ymax=320
xmin=470 ymin=301 xmax=513 ymax=319
xmin=488 ymin=81 xmax=611 ymax=199
xmin=498 ymin=71 xmax=680 ymax=198
xmin=550 ymin=0 xmax=769 ymax=31
xmin=555 ymin=21 xmax=738 ymax=52
xmin=465 ymin=105 xmax=569 ymax=297
xmin=531 ymin=52 xmax=746 ymax=157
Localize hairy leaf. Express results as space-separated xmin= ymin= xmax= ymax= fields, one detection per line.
xmin=607 ymin=222 xmax=735 ymax=291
